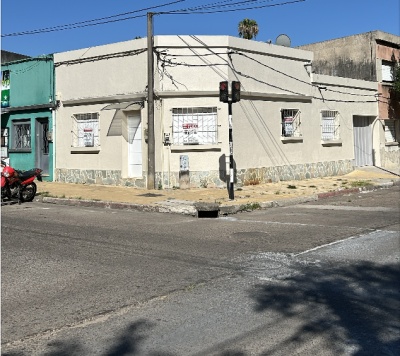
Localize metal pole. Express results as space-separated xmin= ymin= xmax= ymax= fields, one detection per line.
xmin=228 ymin=101 xmax=234 ymax=200
xmin=147 ymin=12 xmax=155 ymax=189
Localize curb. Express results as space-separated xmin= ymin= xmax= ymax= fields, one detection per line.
xmin=39 ymin=181 xmax=399 ymax=217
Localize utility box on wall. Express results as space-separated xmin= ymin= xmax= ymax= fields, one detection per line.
xmin=179 ymin=155 xmax=190 ymax=189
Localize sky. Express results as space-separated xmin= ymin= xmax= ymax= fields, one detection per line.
xmin=1 ymin=0 xmax=399 ymax=57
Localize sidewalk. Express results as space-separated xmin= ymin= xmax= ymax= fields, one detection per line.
xmin=35 ymin=166 xmax=400 ymax=216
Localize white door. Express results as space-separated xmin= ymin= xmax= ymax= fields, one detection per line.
xmin=353 ymin=116 xmax=373 ymax=166
xmin=127 ymin=113 xmax=142 ymax=177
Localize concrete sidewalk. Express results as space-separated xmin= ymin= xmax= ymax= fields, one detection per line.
xmin=34 ymin=166 xmax=400 ymax=216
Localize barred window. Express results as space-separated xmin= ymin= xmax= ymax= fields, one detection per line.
xmin=172 ymin=107 xmax=217 ymax=145
xmin=384 ymin=120 xmax=397 ymax=143
xmin=72 ymin=113 xmax=99 ymax=147
xmin=321 ymin=110 xmax=340 ymax=141
xmin=12 ymin=120 xmax=31 ymax=149
xmin=281 ymin=109 xmax=301 ymax=137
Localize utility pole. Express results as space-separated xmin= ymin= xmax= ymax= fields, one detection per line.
xmin=147 ymin=12 xmax=155 ymax=189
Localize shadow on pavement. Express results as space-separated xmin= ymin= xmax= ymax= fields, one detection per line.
xmin=250 ymin=260 xmax=400 ymax=355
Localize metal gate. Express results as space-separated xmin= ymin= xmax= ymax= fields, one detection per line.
xmin=353 ymin=116 xmax=373 ymax=166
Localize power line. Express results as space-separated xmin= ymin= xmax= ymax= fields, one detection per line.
xmin=2 ymin=0 xmax=305 ymax=38
xmin=2 ymin=0 xmax=186 ymax=37
xmin=158 ymin=0 xmax=306 ymax=14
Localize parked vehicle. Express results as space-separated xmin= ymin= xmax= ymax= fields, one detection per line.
xmin=1 ymin=161 xmax=42 ymax=204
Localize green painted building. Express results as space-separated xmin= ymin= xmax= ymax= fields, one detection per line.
xmin=1 ymin=55 xmax=56 ymax=181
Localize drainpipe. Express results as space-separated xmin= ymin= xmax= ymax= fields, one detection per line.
xmin=51 ymin=107 xmax=56 ymax=181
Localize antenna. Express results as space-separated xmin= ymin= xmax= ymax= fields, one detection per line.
xmin=275 ymin=34 xmax=291 ymax=47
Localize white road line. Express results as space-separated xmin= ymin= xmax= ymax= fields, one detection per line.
xmin=293 ymin=205 xmax=395 ymax=212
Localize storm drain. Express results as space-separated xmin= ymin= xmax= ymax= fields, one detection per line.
xmin=197 ymin=209 xmax=219 ymax=218
xmin=195 ymin=202 xmax=220 ymax=218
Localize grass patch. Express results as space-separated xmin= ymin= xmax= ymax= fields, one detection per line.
xmin=350 ymin=180 xmax=373 ymax=187
xmin=240 ymin=202 xmax=261 ymax=211
xmin=309 ymin=185 xmax=317 ymax=188
xmin=287 ymin=185 xmax=297 ymax=189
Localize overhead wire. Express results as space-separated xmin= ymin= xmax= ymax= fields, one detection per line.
xmin=156 ymin=48 xmax=382 ymax=103
xmin=2 ymin=0 xmax=186 ymax=37
xmin=158 ymin=0 xmax=305 ymax=14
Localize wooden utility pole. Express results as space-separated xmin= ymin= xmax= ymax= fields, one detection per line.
xmin=147 ymin=12 xmax=155 ymax=189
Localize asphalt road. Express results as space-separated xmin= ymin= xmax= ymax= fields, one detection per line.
xmin=1 ymin=186 xmax=399 ymax=355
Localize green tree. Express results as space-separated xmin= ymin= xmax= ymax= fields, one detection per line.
xmin=392 ymin=61 xmax=400 ymax=93
xmin=238 ymin=18 xmax=259 ymax=40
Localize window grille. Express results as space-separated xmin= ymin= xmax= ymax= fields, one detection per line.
xmin=321 ymin=110 xmax=340 ymax=140
xmin=172 ymin=107 xmax=218 ymax=145
xmin=384 ymin=120 xmax=396 ymax=143
xmin=12 ymin=120 xmax=31 ymax=149
xmin=72 ymin=113 xmax=100 ymax=147
xmin=281 ymin=109 xmax=301 ymax=137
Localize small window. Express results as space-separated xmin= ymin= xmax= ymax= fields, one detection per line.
xmin=382 ymin=61 xmax=394 ymax=82
xmin=384 ymin=120 xmax=397 ymax=143
xmin=281 ymin=109 xmax=301 ymax=137
xmin=12 ymin=120 xmax=31 ymax=150
xmin=172 ymin=107 xmax=217 ymax=145
xmin=72 ymin=113 xmax=99 ymax=147
xmin=321 ymin=110 xmax=340 ymax=141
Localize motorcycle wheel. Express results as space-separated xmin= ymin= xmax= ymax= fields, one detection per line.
xmin=20 ymin=182 xmax=37 ymax=202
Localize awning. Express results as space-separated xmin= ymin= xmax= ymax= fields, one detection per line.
xmin=103 ymin=101 xmax=144 ymax=140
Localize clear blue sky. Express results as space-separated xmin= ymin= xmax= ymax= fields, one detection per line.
xmin=1 ymin=0 xmax=399 ymax=57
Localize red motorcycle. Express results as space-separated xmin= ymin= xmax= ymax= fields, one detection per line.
xmin=1 ymin=161 xmax=42 ymax=204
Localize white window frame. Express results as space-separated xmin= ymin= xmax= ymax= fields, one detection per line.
xmin=281 ymin=109 xmax=301 ymax=138
xmin=12 ymin=119 xmax=31 ymax=150
xmin=382 ymin=61 xmax=394 ymax=82
xmin=384 ymin=119 xmax=397 ymax=144
xmin=321 ymin=110 xmax=340 ymax=141
xmin=172 ymin=107 xmax=218 ymax=146
xmin=72 ymin=113 xmax=100 ymax=148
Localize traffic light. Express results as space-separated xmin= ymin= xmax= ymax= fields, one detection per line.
xmin=219 ymin=81 xmax=229 ymax=103
xmin=232 ymin=81 xmax=241 ymax=103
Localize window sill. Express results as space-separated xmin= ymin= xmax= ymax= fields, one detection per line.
xmin=385 ymin=142 xmax=399 ymax=147
xmin=8 ymin=149 xmax=32 ymax=153
xmin=321 ymin=140 xmax=342 ymax=147
xmin=171 ymin=144 xmax=221 ymax=152
xmin=280 ymin=137 xmax=303 ymax=143
xmin=71 ymin=146 xmax=100 ymax=154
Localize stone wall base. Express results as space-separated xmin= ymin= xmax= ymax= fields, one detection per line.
xmin=56 ymin=160 xmax=354 ymax=189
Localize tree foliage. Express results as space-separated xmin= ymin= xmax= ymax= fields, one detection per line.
xmin=392 ymin=61 xmax=400 ymax=94
xmin=238 ymin=18 xmax=259 ymax=40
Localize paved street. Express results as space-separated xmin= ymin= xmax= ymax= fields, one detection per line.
xmin=1 ymin=186 xmax=399 ymax=355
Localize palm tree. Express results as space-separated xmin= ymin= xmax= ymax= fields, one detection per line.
xmin=238 ymin=18 xmax=259 ymax=40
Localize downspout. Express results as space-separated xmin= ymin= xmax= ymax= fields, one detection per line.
xmin=52 ymin=107 xmax=56 ymax=181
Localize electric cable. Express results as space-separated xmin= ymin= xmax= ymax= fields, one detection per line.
xmin=2 ymin=0 xmax=186 ymax=37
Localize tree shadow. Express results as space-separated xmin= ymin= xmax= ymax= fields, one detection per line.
xmin=250 ymin=260 xmax=400 ymax=355
xmin=2 ymin=319 xmax=159 ymax=356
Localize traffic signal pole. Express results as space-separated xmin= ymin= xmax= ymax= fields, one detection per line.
xmin=228 ymin=101 xmax=234 ymax=200
xmin=219 ymin=81 xmax=240 ymax=200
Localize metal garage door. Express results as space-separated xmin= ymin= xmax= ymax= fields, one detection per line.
xmin=353 ymin=116 xmax=373 ymax=166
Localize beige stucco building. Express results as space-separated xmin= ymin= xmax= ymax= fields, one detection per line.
xmin=53 ymin=35 xmax=379 ymax=188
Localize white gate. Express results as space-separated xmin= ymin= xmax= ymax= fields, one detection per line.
xmin=127 ymin=113 xmax=142 ymax=177
xmin=353 ymin=116 xmax=373 ymax=166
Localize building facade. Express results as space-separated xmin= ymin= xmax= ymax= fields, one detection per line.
xmin=53 ymin=36 xmax=378 ymax=188
xmin=299 ymin=31 xmax=400 ymax=172
xmin=1 ymin=55 xmax=56 ymax=180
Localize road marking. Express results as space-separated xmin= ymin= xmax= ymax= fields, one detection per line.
xmin=293 ymin=205 xmax=395 ymax=212
xmin=293 ymin=230 xmax=398 ymax=257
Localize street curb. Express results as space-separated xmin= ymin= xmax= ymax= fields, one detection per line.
xmin=40 ymin=181 xmax=399 ymax=216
